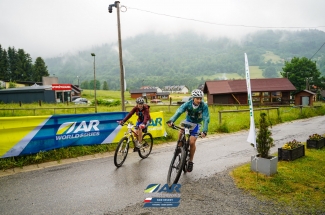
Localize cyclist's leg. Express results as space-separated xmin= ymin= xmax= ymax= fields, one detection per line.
xmin=134 ymin=122 xmax=142 ymax=148
xmin=134 ymin=121 xmax=142 ymax=148
xmin=189 ymin=124 xmax=201 ymax=161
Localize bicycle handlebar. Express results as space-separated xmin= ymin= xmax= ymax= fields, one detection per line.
xmin=167 ymin=123 xmax=203 ymax=138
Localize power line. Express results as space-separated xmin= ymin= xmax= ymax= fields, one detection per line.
xmin=309 ymin=42 xmax=325 ymax=60
xmin=126 ymin=6 xmax=325 ymax=29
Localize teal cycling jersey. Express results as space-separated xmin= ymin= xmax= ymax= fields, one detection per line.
xmin=169 ymin=98 xmax=210 ymax=132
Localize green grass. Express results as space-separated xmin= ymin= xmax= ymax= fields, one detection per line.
xmin=231 ymin=145 xmax=325 ymax=214
xmin=249 ymin=66 xmax=265 ymax=78
xmin=263 ymin=51 xmax=283 ymax=64
xmin=195 ymin=65 xmax=265 ymax=80
xmin=1 ymin=102 xmax=325 ymax=170
xmin=196 ymin=72 xmax=244 ymax=80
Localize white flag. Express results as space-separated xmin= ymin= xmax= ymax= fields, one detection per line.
xmin=245 ymin=53 xmax=256 ymax=148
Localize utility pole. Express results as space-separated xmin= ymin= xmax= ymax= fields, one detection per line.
xmin=109 ymin=1 xmax=125 ymax=111
xmin=91 ymin=53 xmax=97 ymax=113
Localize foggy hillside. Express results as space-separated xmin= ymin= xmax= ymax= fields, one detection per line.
xmin=45 ymin=29 xmax=325 ymax=91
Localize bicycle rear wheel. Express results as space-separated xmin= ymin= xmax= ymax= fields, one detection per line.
xmin=114 ymin=137 xmax=129 ymax=167
xmin=183 ymin=149 xmax=189 ymax=173
xmin=138 ymin=133 xmax=153 ymax=159
xmin=167 ymin=146 xmax=186 ymax=186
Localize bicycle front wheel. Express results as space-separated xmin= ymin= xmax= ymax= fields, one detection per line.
xmin=167 ymin=147 xmax=186 ymax=186
xmin=138 ymin=133 xmax=153 ymax=159
xmin=114 ymin=137 xmax=129 ymax=168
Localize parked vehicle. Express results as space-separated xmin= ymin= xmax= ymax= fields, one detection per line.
xmin=150 ymin=99 xmax=164 ymax=105
xmin=177 ymin=96 xmax=190 ymax=105
xmin=71 ymin=96 xmax=80 ymax=101
xmin=72 ymin=98 xmax=88 ymax=104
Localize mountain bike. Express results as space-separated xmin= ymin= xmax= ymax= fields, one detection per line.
xmin=114 ymin=121 xmax=153 ymax=168
xmin=167 ymin=122 xmax=199 ymax=186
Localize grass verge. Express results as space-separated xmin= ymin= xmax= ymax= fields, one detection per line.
xmin=231 ymin=144 xmax=325 ymax=214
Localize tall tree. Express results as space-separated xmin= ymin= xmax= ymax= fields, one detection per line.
xmin=16 ymin=49 xmax=33 ymax=81
xmin=318 ymin=57 xmax=325 ymax=77
xmin=0 ymin=46 xmax=10 ymax=81
xmin=102 ymin=81 xmax=109 ymax=90
xmin=32 ymin=57 xmax=49 ymax=82
xmin=263 ymin=66 xmax=278 ymax=78
xmin=281 ymin=57 xmax=324 ymax=92
xmin=89 ymin=80 xmax=101 ymax=90
xmin=81 ymin=80 xmax=89 ymax=89
xmin=7 ymin=47 xmax=18 ymax=81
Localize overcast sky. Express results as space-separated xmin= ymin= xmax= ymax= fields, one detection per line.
xmin=1 ymin=0 xmax=325 ymax=60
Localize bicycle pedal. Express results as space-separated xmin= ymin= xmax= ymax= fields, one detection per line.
xmin=142 ymin=143 xmax=148 ymax=148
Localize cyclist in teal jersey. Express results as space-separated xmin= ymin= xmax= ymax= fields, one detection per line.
xmin=167 ymin=89 xmax=210 ymax=172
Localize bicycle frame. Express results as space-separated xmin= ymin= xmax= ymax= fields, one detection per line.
xmin=173 ymin=123 xmax=195 ymax=152
xmin=167 ymin=122 xmax=201 ymax=185
xmin=114 ymin=121 xmax=154 ymax=167
xmin=125 ymin=123 xmax=138 ymax=143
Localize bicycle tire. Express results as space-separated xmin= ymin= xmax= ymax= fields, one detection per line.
xmin=138 ymin=133 xmax=153 ymax=159
xmin=183 ymin=147 xmax=189 ymax=173
xmin=114 ymin=137 xmax=129 ymax=167
xmin=167 ymin=146 xmax=186 ymax=186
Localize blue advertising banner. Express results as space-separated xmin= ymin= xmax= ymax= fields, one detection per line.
xmin=0 ymin=112 xmax=166 ymax=158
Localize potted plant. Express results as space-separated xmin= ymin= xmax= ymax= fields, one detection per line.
xmin=306 ymin=133 xmax=324 ymax=149
xmin=251 ymin=112 xmax=277 ymax=176
xmin=278 ymin=139 xmax=305 ymax=161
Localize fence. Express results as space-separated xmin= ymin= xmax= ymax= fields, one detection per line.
xmin=0 ymin=107 xmax=96 ymax=115
xmin=218 ymin=107 xmax=280 ymax=125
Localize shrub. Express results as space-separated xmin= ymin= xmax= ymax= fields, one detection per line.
xmin=256 ymin=112 xmax=274 ymax=158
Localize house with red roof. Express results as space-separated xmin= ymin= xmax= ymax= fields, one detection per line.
xmin=203 ymin=78 xmax=296 ymax=105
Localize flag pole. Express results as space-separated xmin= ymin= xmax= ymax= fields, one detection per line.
xmin=245 ymin=53 xmax=258 ymax=177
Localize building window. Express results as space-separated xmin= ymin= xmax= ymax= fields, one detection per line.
xmin=271 ymin=91 xmax=282 ymax=102
xmin=253 ymin=97 xmax=260 ymax=102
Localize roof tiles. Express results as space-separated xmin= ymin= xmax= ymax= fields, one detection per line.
xmin=204 ymin=78 xmax=296 ymax=94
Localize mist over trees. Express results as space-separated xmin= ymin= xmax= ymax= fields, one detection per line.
xmin=44 ymin=29 xmax=325 ymax=91
xmin=1 ymin=29 xmax=325 ymax=92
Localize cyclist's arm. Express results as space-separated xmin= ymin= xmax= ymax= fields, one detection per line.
xmin=142 ymin=107 xmax=150 ymax=125
xmin=122 ymin=106 xmax=136 ymax=123
xmin=169 ymin=102 xmax=188 ymax=123
xmin=201 ymin=103 xmax=210 ymax=133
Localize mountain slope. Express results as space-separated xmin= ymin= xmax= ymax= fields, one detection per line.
xmin=45 ymin=29 xmax=325 ymax=90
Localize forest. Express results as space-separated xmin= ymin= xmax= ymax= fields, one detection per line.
xmin=0 ymin=46 xmax=49 ymax=88
xmin=1 ymin=29 xmax=325 ymax=91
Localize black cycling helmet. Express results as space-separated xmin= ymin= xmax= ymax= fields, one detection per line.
xmin=136 ymin=97 xmax=145 ymax=104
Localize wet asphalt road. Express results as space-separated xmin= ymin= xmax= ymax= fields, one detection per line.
xmin=0 ymin=116 xmax=324 ymax=215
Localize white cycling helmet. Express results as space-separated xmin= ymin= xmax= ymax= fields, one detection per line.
xmin=191 ymin=89 xmax=204 ymax=98
xmin=136 ymin=97 xmax=145 ymax=104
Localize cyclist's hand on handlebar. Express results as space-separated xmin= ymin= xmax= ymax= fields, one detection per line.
xmin=200 ymin=131 xmax=207 ymax=138
xmin=166 ymin=120 xmax=174 ymax=127
xmin=139 ymin=124 xmax=146 ymax=129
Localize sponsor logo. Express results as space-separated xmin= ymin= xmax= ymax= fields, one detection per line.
xmin=56 ymin=120 xmax=100 ymax=140
xmin=149 ymin=118 xmax=163 ymax=126
xmin=143 ymin=184 xmax=181 ymax=208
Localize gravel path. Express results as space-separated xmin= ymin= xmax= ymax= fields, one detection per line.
xmin=105 ymin=166 xmax=307 ymax=215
